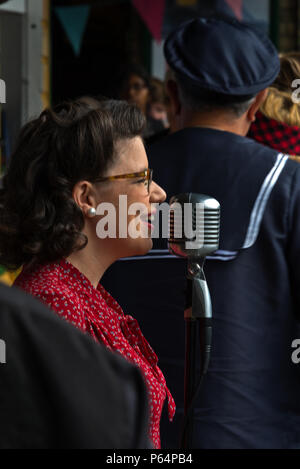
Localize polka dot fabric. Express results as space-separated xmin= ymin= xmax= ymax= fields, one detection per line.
xmin=14 ymin=258 xmax=175 ymax=449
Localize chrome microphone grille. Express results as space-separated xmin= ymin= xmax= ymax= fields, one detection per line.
xmin=168 ymin=193 xmax=220 ymax=258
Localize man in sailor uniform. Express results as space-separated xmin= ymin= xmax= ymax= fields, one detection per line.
xmin=102 ymin=17 xmax=300 ymax=448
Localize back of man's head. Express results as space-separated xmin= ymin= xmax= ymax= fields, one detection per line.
xmin=164 ymin=17 xmax=280 ymax=119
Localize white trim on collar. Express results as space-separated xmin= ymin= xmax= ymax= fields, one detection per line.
xmin=242 ymin=153 xmax=289 ymax=249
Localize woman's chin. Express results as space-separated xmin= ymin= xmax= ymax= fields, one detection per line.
xmin=122 ymin=237 xmax=153 ymax=258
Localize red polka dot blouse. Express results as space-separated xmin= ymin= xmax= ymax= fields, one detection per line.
xmin=14 ymin=258 xmax=175 ymax=449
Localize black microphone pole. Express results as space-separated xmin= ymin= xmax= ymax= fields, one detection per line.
xmin=183 ymin=258 xmax=212 ymax=449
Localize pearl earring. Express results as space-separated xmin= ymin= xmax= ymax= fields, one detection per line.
xmin=88 ymin=207 xmax=96 ymax=218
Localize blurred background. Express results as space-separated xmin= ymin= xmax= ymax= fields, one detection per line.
xmin=0 ymin=0 xmax=299 ymax=169
xmin=0 ymin=0 xmax=299 ymax=284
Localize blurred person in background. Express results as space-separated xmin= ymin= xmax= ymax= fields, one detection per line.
xmin=145 ymin=71 xmax=180 ymax=146
xmin=121 ymin=65 xmax=165 ymax=139
xmin=121 ymin=64 xmax=151 ymax=116
xmin=0 ymin=97 xmax=175 ymax=449
xmin=148 ymin=77 xmax=169 ymax=129
xmin=248 ymin=52 xmax=300 ymax=158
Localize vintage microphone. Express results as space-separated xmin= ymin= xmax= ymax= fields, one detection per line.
xmin=168 ymin=193 xmax=220 ymax=449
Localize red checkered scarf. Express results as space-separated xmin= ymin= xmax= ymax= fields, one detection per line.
xmin=248 ymin=111 xmax=300 ymax=156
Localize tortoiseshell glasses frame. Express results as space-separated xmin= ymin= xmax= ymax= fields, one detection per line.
xmin=93 ymin=168 xmax=153 ymax=194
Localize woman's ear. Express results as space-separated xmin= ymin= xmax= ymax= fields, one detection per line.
xmin=72 ymin=181 xmax=97 ymax=216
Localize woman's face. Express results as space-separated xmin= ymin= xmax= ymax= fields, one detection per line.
xmin=95 ymin=136 xmax=166 ymax=258
xmin=123 ymin=74 xmax=150 ymax=114
xmin=148 ymin=102 xmax=169 ymax=127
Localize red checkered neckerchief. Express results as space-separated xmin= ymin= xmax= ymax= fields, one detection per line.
xmin=248 ymin=111 xmax=300 ymax=156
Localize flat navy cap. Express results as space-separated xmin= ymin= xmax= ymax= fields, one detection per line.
xmin=164 ymin=17 xmax=280 ymax=98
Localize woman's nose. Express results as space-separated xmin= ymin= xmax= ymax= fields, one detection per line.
xmin=149 ymin=181 xmax=167 ymax=204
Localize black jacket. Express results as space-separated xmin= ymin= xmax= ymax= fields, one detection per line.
xmin=0 ymin=283 xmax=150 ymax=449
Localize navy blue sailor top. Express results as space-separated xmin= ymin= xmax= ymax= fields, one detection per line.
xmin=102 ymin=128 xmax=300 ymax=449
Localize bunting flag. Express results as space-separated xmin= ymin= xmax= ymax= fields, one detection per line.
xmin=225 ymin=0 xmax=243 ymax=21
xmin=176 ymin=0 xmax=198 ymax=5
xmin=132 ymin=0 xmax=166 ymax=42
xmin=55 ymin=5 xmax=90 ymax=56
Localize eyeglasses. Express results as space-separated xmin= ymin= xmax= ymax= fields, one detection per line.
xmin=94 ymin=168 xmax=153 ymax=194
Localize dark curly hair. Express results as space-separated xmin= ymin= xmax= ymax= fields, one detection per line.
xmin=0 ymin=97 xmax=145 ymax=270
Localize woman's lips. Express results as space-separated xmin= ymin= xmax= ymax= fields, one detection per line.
xmin=140 ymin=211 xmax=156 ymax=233
xmin=141 ymin=220 xmax=154 ymax=230
xmin=142 ymin=221 xmax=154 ymax=230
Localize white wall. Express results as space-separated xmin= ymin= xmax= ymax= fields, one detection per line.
xmin=0 ymin=0 xmax=25 ymax=14
xmin=24 ymin=0 xmax=43 ymax=120
xmin=152 ymin=39 xmax=166 ymax=80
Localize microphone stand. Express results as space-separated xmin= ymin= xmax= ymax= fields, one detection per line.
xmin=182 ymin=258 xmax=212 ymax=449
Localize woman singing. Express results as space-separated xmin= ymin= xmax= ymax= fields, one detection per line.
xmin=0 ymin=97 xmax=175 ymax=449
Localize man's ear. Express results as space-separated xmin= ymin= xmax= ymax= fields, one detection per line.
xmin=166 ymin=79 xmax=181 ymax=115
xmin=247 ymin=89 xmax=269 ymax=122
